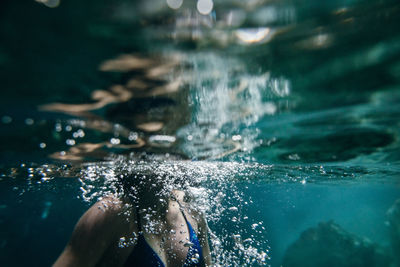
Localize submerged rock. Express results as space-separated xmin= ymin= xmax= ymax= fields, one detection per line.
xmin=282 ymin=221 xmax=391 ymax=267
xmin=387 ymin=199 xmax=400 ymax=267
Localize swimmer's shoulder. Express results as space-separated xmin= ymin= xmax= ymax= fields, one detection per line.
xmin=88 ymin=196 xmax=126 ymax=223
xmin=54 ymin=196 xmax=137 ymax=267
xmin=91 ymin=196 xmax=139 ymax=233
xmin=71 ymin=196 xmax=128 ymax=240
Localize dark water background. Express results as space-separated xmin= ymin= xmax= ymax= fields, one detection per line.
xmin=1 ymin=0 xmax=400 ymax=266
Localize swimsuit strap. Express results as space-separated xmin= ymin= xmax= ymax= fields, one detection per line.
xmin=127 ymin=208 xmax=165 ymax=267
xmin=175 ymin=200 xmax=205 ymax=267
xmin=126 ymin=199 xmax=204 ymax=267
xmin=175 ymin=200 xmax=189 ymax=222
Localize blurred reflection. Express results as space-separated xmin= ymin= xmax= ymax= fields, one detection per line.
xmin=235 ymin=27 xmax=274 ymax=44
xmin=99 ymin=55 xmax=155 ymax=72
xmin=40 ymin=53 xmax=189 ymax=162
xmin=250 ymin=5 xmax=296 ymax=26
xmin=176 ymin=53 xmax=291 ymax=159
xmin=137 ymin=122 xmax=164 ymax=132
xmin=40 ymin=85 xmax=132 ymax=114
xmin=197 ymin=0 xmax=214 ymax=15
xmin=295 ymin=32 xmax=333 ymax=50
xmin=39 ymin=48 xmax=292 ymax=162
xmin=166 ymin=0 xmax=183 ymax=10
xmin=36 ymin=0 xmax=301 ymax=162
xmin=138 ymin=0 xmax=297 ymax=47
xmin=223 ymin=9 xmax=246 ymax=27
xmin=50 ymin=140 xmax=146 ymax=161
xmin=35 ymin=0 xmax=60 ymax=8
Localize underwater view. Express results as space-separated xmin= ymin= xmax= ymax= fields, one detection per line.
xmin=1 ymin=0 xmax=400 ymax=266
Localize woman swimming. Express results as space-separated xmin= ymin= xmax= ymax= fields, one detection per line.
xmin=53 ymin=170 xmax=212 ymax=267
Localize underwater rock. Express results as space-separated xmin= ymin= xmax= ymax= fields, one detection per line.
xmin=387 ymin=199 xmax=400 ymax=266
xmin=282 ymin=221 xmax=391 ymax=267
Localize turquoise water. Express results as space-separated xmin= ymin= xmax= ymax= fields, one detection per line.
xmin=1 ymin=0 xmax=400 ymax=266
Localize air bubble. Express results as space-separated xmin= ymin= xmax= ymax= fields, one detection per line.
xmin=232 ymin=135 xmax=242 ymax=141
xmin=197 ymin=0 xmax=214 ymax=15
xmin=233 ymin=234 xmax=241 ymax=241
xmin=66 ymin=139 xmax=75 ymax=146
xmin=184 ymin=241 xmax=194 ymax=247
xmin=76 ymin=160 xmax=271 ymax=266
xmin=128 ymin=132 xmax=138 ymax=141
xmin=110 ymin=138 xmax=121 ymax=145
xmin=73 ymin=129 xmax=85 ymax=138
xmin=55 ymin=123 xmax=62 ymax=132
xmin=2 ymin=116 xmax=12 ymax=124
xmin=25 ymin=118 xmax=34 ymax=125
xmin=228 ymin=206 xmax=238 ymax=212
xmin=191 ymin=255 xmax=199 ymax=264
xmin=251 ymin=223 xmax=259 ymax=230
xmin=119 ymin=237 xmax=127 ymax=248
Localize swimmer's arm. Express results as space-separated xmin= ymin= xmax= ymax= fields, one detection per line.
xmin=53 ymin=198 xmax=122 ymax=267
xmin=197 ymin=213 xmax=212 ymax=266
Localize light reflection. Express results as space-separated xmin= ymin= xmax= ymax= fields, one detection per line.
xmin=137 ymin=122 xmax=164 ymax=132
xmin=166 ymin=0 xmax=183 ymax=10
xmin=235 ymin=27 xmax=273 ymax=44
xmin=177 ymin=53 xmax=291 ymax=159
xmin=40 ymin=49 xmax=292 ymax=162
xmin=295 ymin=33 xmax=333 ymax=50
xmin=224 ymin=9 xmax=246 ymax=27
xmin=270 ymin=77 xmax=291 ymax=97
xmin=175 ymin=9 xmax=215 ymax=29
xmin=40 ymin=85 xmax=133 ymax=114
xmin=25 ymin=118 xmax=34 ymax=125
xmin=40 ymin=52 xmax=183 ymax=116
xmin=252 ymin=6 xmax=278 ymax=25
xmin=40 ymin=53 xmax=189 ymax=161
xmin=99 ymin=54 xmax=154 ymax=72
xmin=35 ymin=0 xmax=60 ymax=8
xmin=66 ymin=139 xmax=76 ymax=146
xmin=1 ymin=116 xmax=12 ymax=124
xmin=197 ymin=0 xmax=214 ymax=15
xmin=49 ymin=140 xmax=146 ymax=161
xmin=333 ymin=7 xmax=350 ymax=15
xmin=148 ymin=135 xmax=177 ymax=147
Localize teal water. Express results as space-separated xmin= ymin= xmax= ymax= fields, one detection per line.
xmin=1 ymin=0 xmax=400 ymax=266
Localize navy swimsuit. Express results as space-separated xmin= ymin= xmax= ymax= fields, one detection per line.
xmin=124 ymin=205 xmax=205 ymax=267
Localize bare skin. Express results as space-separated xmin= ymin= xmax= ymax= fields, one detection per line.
xmin=54 ymin=190 xmax=211 ymax=267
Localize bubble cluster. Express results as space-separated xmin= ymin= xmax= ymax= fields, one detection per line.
xmin=118 ymin=233 xmax=138 ymax=248
xmin=77 ymin=157 xmax=271 ymax=266
xmin=176 ymin=53 xmax=290 ymax=160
